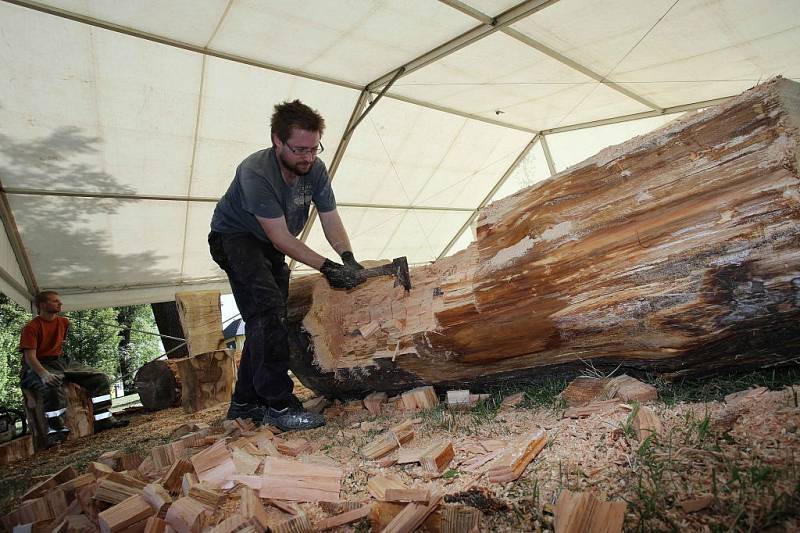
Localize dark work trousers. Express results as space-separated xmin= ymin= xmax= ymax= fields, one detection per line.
xmin=208 ymin=231 xmax=293 ymax=407
xmin=20 ymin=358 xmax=112 ymax=432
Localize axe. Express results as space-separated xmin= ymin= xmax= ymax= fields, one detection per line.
xmin=355 ymin=256 xmax=412 ymax=291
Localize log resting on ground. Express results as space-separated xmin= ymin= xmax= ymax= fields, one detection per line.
xmin=287 ymin=78 xmax=800 ymax=397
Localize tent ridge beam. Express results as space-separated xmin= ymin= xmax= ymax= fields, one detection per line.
xmin=3 ymin=0 xmax=363 ymax=91
xmin=367 ymin=0 xmax=560 ymax=92
xmin=437 ymin=133 xmax=540 ymax=259
xmin=540 ymin=95 xmax=733 ymax=135
xmin=439 ymin=0 xmax=662 ymax=111
xmin=0 ymin=263 xmax=32 ymax=301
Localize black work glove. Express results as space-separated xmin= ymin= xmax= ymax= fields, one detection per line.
xmin=320 ymin=259 xmax=362 ymax=290
xmin=340 ymin=251 xmax=364 ymax=270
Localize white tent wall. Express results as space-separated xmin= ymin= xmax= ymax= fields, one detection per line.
xmin=1 ymin=0 xmax=799 ymax=310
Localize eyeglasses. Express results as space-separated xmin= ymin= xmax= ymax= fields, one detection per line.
xmin=285 ymin=141 xmax=324 ymax=156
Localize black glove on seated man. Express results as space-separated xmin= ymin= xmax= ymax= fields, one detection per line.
xmin=320 ymin=259 xmax=363 ymax=289
xmin=340 ymin=251 xmax=364 ymax=270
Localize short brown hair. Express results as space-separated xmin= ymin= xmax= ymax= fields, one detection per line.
xmin=270 ymin=100 xmax=325 ymax=143
xmin=35 ymin=290 xmax=59 ymax=307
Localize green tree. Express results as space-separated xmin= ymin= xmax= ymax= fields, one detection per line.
xmin=0 ymin=294 xmax=29 ymax=410
xmin=117 ymin=305 xmax=160 ymax=394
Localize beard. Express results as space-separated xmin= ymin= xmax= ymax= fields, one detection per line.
xmin=278 ymin=151 xmax=313 ymax=176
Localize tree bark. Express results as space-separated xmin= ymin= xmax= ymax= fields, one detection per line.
xmin=287 ymin=78 xmax=800 ymax=397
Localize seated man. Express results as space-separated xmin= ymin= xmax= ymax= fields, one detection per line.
xmin=19 ymin=290 xmax=128 ymax=447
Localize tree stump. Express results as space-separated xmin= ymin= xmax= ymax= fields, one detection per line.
xmin=174 ymin=291 xmax=234 ymax=413
xmin=22 ymin=382 xmax=94 ymax=450
xmin=134 ymin=360 xmax=181 ymax=411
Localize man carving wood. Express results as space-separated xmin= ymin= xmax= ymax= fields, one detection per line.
xmin=19 ymin=291 xmax=128 ymax=448
xmin=208 ymin=100 xmax=366 ymax=431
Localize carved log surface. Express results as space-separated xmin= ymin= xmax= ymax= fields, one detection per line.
xmin=291 ymin=78 xmax=800 ymax=396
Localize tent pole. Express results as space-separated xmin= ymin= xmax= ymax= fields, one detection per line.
xmin=437 ymin=133 xmax=541 ymax=259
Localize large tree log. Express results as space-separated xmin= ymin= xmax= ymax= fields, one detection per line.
xmin=288 ymin=78 xmax=800 ymax=397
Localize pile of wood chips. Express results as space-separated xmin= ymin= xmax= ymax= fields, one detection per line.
xmin=3 ymin=374 xmax=751 ymax=533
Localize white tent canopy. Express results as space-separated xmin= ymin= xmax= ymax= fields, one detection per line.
xmin=1 ymin=0 xmax=798 ymax=310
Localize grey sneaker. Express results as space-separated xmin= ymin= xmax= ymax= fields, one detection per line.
xmin=263 ymin=406 xmax=325 ymax=432
xmin=226 ymin=401 xmax=267 ymax=423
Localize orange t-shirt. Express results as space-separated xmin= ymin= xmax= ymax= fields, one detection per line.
xmin=19 ymin=316 xmax=70 ymax=359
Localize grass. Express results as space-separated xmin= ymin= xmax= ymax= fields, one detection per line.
xmin=655 ymin=366 xmax=800 ymax=406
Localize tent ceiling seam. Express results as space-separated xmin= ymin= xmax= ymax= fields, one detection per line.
xmin=438 ymin=0 xmax=662 ymax=111
xmin=367 ymin=0 xmax=560 ymax=92
xmin=205 ymin=0 xmax=235 ymax=49
xmin=178 ymin=54 xmax=208 ymax=281
xmin=437 ymin=133 xmax=540 ymax=259
xmin=1 ymin=187 xmax=475 ymax=212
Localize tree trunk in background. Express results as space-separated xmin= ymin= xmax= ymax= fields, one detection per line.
xmin=116 ymin=306 xmax=134 ymax=394
xmin=287 ymin=78 xmax=800 ymax=398
xmin=151 ymin=301 xmax=188 ymax=358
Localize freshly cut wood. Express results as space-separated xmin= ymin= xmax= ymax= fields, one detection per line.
xmin=98 ymin=495 xmax=155 ymax=533
xmin=0 ymin=435 xmax=34 ymax=465
xmin=231 ymin=447 xmax=261 ymax=475
xmin=190 ymin=439 xmax=235 ymax=488
xmin=487 ymin=429 xmax=547 ymax=483
xmin=260 ymin=457 xmax=342 ymax=502
xmin=302 ymin=397 xmax=328 ymax=414
xmin=500 ymin=392 xmax=525 ymax=410
xmin=142 ymin=484 xmax=172 ymax=518
xmin=315 ymin=504 xmax=373 ymax=531
xmin=22 ymin=466 xmax=77 ymax=500
xmin=554 ymin=489 xmax=626 ymax=533
xmin=143 ymin=517 xmax=166 ymax=533
xmin=238 ymin=487 xmax=270 ymax=531
xmin=161 ymin=459 xmax=195 ymax=496
xmin=379 ymin=488 xmax=442 ymax=533
xmin=187 ymin=482 xmax=223 ymax=508
xmin=419 ymin=442 xmax=454 ymax=474
xmin=58 ymin=514 xmax=96 ymax=533
xmin=368 ymin=476 xmax=429 ymax=503
xmin=680 ymin=494 xmax=714 ymax=513
xmin=208 ymin=514 xmax=259 ymax=533
xmin=288 ymin=78 xmax=800 ymax=395
xmin=632 ymin=406 xmax=662 ymax=442
xmin=134 ymin=360 xmax=180 ymax=411
xmin=605 ymin=375 xmax=657 ymax=403
xmin=270 ymin=512 xmax=312 ymax=533
xmin=274 ymin=438 xmax=312 ymax=457
xmin=361 ymin=420 xmax=415 ymax=460
xmin=440 ymin=504 xmax=482 ymax=533
xmin=1 ymin=497 xmax=52 ymax=530
xmin=563 ymin=400 xmax=621 ymax=419
xmin=164 ymin=497 xmax=209 ymax=533
xmin=401 ymin=387 xmax=438 ymax=410
xmin=95 ymin=473 xmax=147 ymax=504
xmin=561 ymin=375 xmax=657 ymax=407
xmin=174 ymin=292 xmax=235 ymax=413
xmin=446 ymin=390 xmax=470 ymax=408
xmin=181 ymin=473 xmax=198 ymax=497
xmin=363 ymin=392 xmax=388 ymax=415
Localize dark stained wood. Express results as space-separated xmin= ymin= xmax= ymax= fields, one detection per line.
xmin=287 ymin=78 xmax=800 ymax=397
xmin=134 ymin=360 xmax=180 ymax=411
xmin=151 ymin=302 xmax=188 ymax=358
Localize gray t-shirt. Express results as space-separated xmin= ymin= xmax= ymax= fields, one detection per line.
xmin=210 ymin=148 xmax=337 ymax=241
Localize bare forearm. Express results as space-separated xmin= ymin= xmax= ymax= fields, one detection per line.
xmin=23 ymin=349 xmax=47 ymax=377
xmin=271 ymin=235 xmax=327 ymax=270
xmin=319 ymin=210 xmax=353 ymax=256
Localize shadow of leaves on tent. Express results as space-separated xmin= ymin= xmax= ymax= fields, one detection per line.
xmin=0 ymin=126 xmax=180 ymax=293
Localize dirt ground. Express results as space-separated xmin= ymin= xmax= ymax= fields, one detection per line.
xmin=1 ymin=375 xmax=799 ymax=532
